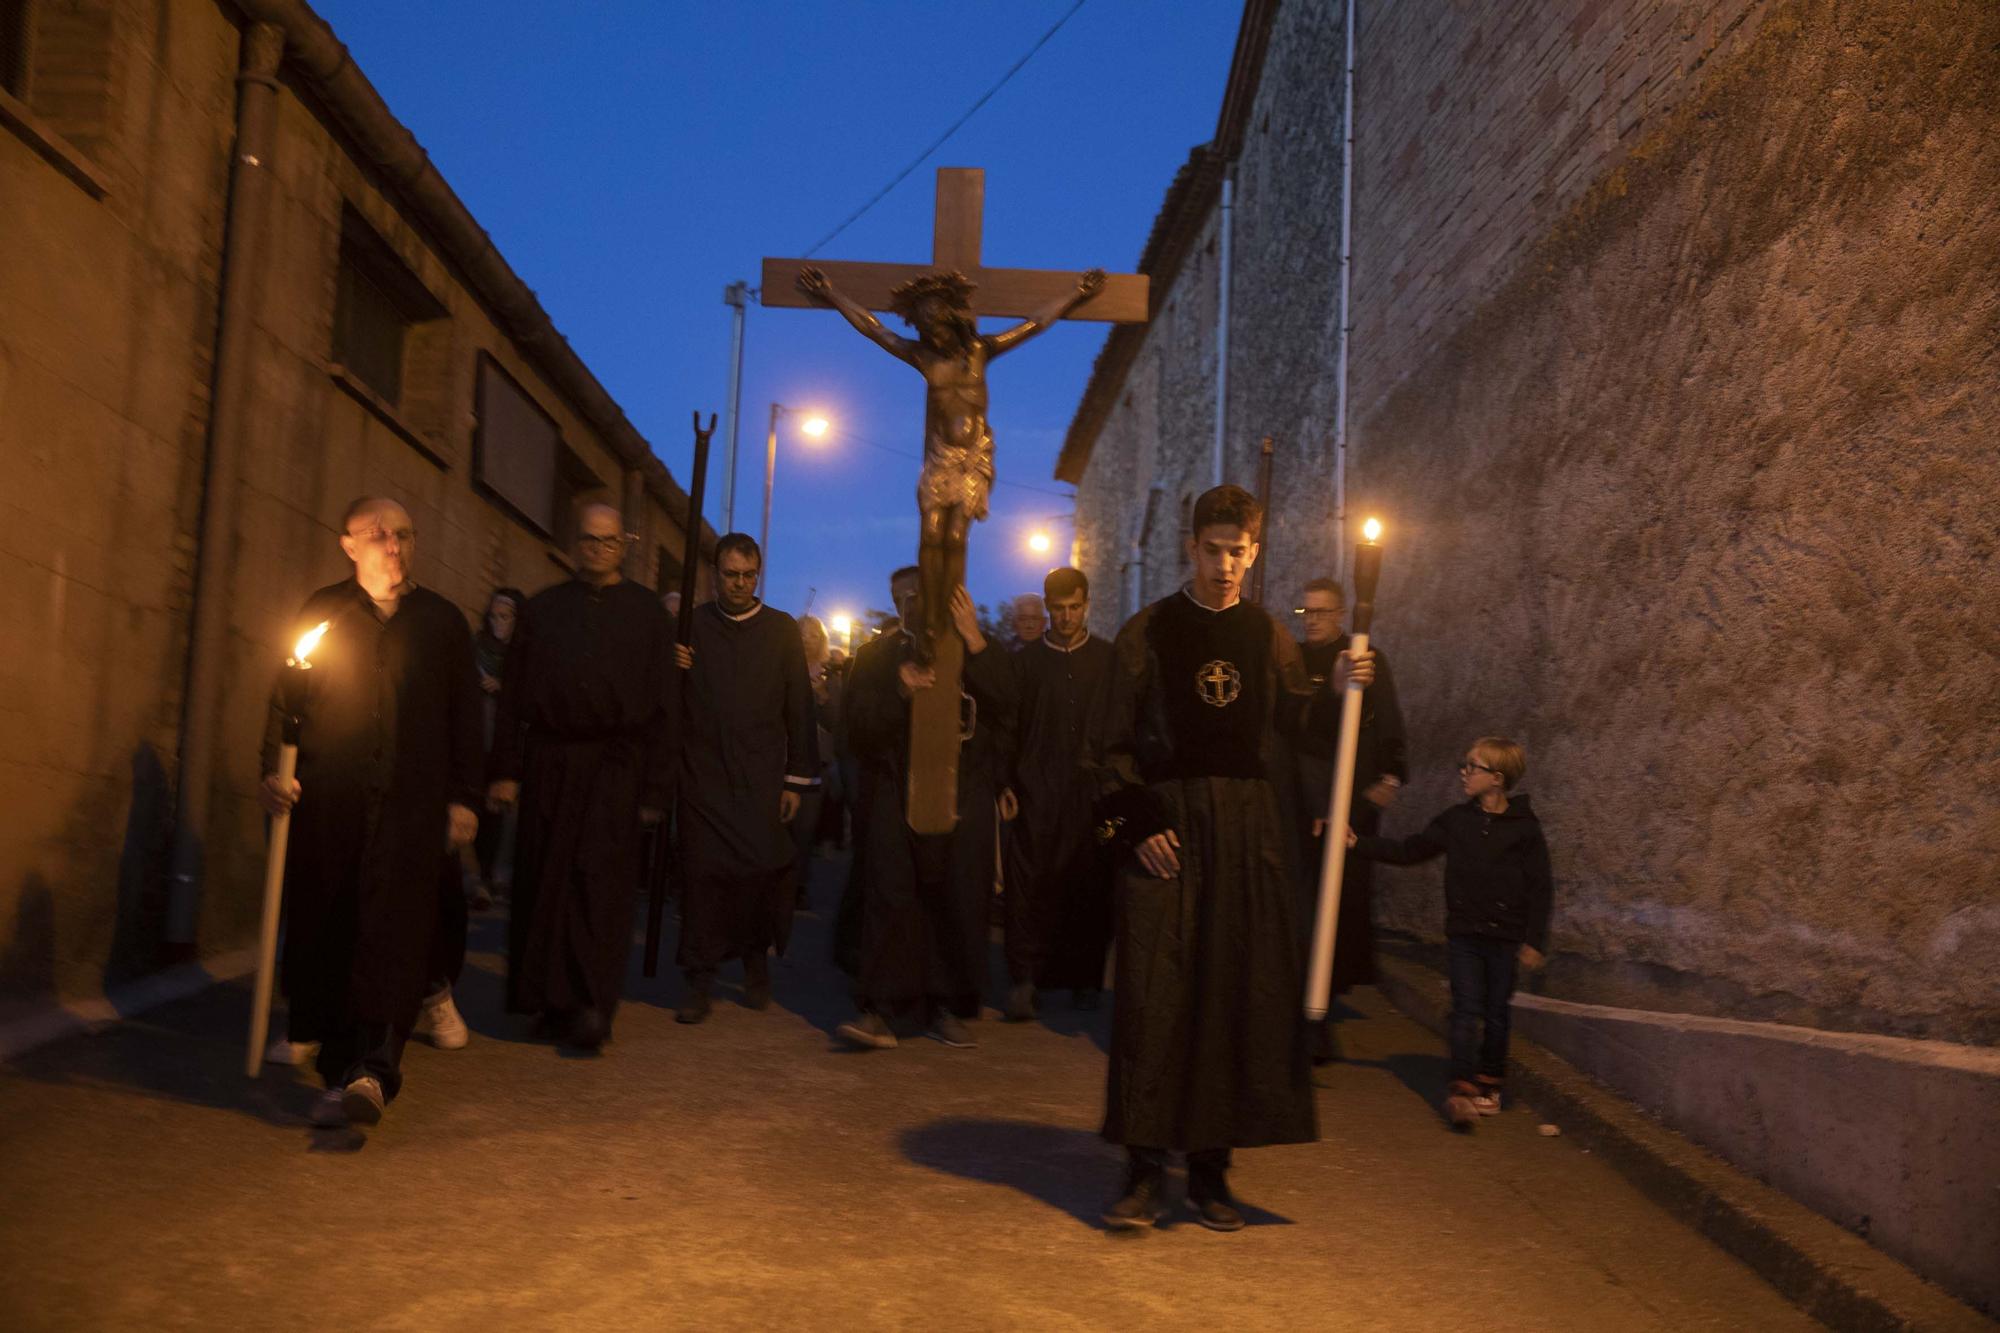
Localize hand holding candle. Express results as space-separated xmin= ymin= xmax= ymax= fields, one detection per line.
xmin=245 ymin=619 xmax=327 ymax=1077
xmin=1305 ymin=518 xmax=1384 ymax=1021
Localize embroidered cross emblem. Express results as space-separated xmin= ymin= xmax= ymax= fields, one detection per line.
xmin=1196 ymin=659 xmax=1242 ymax=708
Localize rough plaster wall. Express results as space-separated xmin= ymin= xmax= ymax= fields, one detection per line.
xmin=1350 ymin=0 xmax=1774 ymax=423
xmin=0 ymin=0 xmax=692 ymax=1002
xmin=0 ymin=0 xmax=238 ymax=1004
xmin=1224 ymin=0 xmax=1346 ymax=611
xmin=1354 ymin=0 xmax=2000 ymax=1042
xmin=1075 ymin=210 xmax=1221 ymax=639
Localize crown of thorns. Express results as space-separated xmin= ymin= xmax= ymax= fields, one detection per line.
xmin=889 ymin=270 xmax=977 ymax=322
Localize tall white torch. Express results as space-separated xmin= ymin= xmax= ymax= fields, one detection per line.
xmin=245 ymin=620 xmax=327 ymax=1077
xmin=1305 ymin=518 xmax=1384 ymax=1020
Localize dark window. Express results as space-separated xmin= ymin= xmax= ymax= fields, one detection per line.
xmin=332 ymin=206 xmax=444 ymax=406
xmin=551 ymin=444 xmax=607 ymax=551
xmin=0 ymin=0 xmax=32 ymax=98
xmin=473 ymin=353 xmax=561 ymax=536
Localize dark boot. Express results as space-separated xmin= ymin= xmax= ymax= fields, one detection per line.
xmin=1102 ymin=1150 xmax=1165 ymax=1230
xmin=566 ymin=1007 xmax=608 ymax=1052
xmin=743 ymin=953 xmax=772 ymax=1011
xmin=1187 ymin=1149 xmax=1243 ymax=1232
xmin=677 ymin=974 xmax=714 ymax=1025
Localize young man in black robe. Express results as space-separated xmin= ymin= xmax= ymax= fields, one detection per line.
xmin=672 ymin=533 xmax=818 ymax=1024
xmin=1294 ymin=575 xmax=1408 ymax=1061
xmin=836 ymin=574 xmax=1015 ymax=1051
xmin=259 ymin=496 xmax=483 ymax=1128
xmin=488 ymin=503 xmax=674 ymax=1052
xmin=998 ymin=566 xmax=1117 ymax=1021
xmin=1091 ymin=485 xmax=1372 ymax=1231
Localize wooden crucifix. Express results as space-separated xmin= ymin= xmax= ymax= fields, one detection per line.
xmin=763 ymin=167 xmax=1149 ymax=833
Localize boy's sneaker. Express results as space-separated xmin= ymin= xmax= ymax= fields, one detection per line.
xmin=264 ymin=1037 xmax=319 ymax=1067
xmin=1445 ymin=1080 xmax=1481 ymax=1131
xmin=836 ymin=1011 xmax=897 ymax=1050
xmin=413 ymin=989 xmax=469 ymax=1049
xmin=1472 ymin=1080 xmax=1504 ymax=1115
xmin=926 ymin=1011 xmax=977 ymax=1049
xmin=309 ymin=1088 xmax=347 ymax=1127
xmin=341 ymin=1076 xmax=386 ymax=1126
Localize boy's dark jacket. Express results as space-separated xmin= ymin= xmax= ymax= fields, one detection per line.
xmin=1352 ymin=795 xmax=1553 ymax=950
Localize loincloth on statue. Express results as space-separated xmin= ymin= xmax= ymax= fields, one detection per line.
xmin=916 ymin=437 xmax=995 ymax=521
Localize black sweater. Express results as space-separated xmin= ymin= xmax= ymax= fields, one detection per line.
xmin=1353 ymin=795 xmax=1554 ymax=949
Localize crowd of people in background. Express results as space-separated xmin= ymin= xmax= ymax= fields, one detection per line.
xmin=259 ymin=485 xmax=1553 ymax=1227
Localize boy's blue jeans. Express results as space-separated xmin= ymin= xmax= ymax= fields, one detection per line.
xmin=1446 ymin=934 xmax=1518 ymax=1083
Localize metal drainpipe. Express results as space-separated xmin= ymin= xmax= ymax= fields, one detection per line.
xmin=1334 ymin=0 xmax=1358 ymax=582
xmin=165 ymin=22 xmax=287 ymax=948
xmin=1213 ymin=173 xmax=1234 ymax=487
xmin=622 ymin=467 xmax=646 ymax=580
xmin=721 ymin=281 xmax=747 ymax=532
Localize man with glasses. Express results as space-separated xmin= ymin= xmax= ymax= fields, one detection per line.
xmin=1294 ymin=576 xmax=1407 ymax=1062
xmin=488 ymin=502 xmax=675 ymax=1051
xmin=669 ymin=533 xmax=818 ymax=1024
xmin=258 ymin=496 xmax=484 ymax=1128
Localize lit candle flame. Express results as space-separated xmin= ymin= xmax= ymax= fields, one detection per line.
xmin=291 ymin=621 xmax=330 ymax=667
xmin=1362 ymin=517 xmax=1383 ymax=543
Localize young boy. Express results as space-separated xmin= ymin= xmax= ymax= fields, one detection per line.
xmin=1350 ymin=736 xmax=1553 ymax=1129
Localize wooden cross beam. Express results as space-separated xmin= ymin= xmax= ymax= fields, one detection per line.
xmin=761 ymin=167 xmax=1149 ymax=323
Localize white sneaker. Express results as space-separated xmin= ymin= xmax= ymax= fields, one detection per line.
xmin=309 ymin=1088 xmax=346 ymax=1127
xmin=341 ymin=1076 xmax=386 ymax=1126
xmin=413 ymin=989 xmax=469 ymax=1050
xmin=265 ymin=1037 xmax=320 ymax=1066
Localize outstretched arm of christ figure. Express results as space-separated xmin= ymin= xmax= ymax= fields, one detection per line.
xmin=796 ymin=267 xmax=920 ymax=363
xmin=985 ymin=268 xmax=1107 ymax=357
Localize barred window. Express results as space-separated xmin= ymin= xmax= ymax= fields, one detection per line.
xmin=332 ymin=207 xmax=444 ymax=407
xmin=0 ymin=0 xmax=31 ymax=98
xmin=473 ymin=353 xmax=560 ymax=536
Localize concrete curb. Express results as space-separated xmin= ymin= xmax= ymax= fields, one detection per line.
xmin=0 ymin=948 xmax=257 ymax=1063
xmin=1374 ymin=956 xmax=1991 ymax=1332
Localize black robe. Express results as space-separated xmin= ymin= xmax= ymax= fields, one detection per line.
xmin=491 ymin=578 xmax=674 ymax=1022
xmin=1091 ymin=591 xmax=1316 ymax=1152
xmin=264 ymin=581 xmax=482 ymax=1041
xmin=675 ymin=600 xmax=817 ymax=973
xmin=1295 ymin=636 xmax=1408 ymax=993
xmin=1005 ymin=633 xmax=1117 ymax=989
xmin=846 ymin=630 xmax=1016 ymax=1020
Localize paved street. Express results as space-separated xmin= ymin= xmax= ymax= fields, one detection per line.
xmin=0 ymin=857 xmax=1814 ymax=1331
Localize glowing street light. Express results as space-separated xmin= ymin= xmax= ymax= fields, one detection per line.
xmin=1027 ymin=530 xmax=1053 ymax=556
xmin=762 ymin=403 xmax=834 ymax=574
xmin=829 ymin=613 xmax=853 ymax=653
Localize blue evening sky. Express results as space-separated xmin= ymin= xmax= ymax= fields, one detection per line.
xmin=313 ymin=1 xmax=1243 ymax=625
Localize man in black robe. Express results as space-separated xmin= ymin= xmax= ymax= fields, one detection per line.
xmin=1091 ymin=485 xmax=1372 ymax=1231
xmin=259 ymin=496 xmax=483 ymax=1128
xmin=836 ymin=574 xmax=1015 ymax=1051
xmin=998 ymin=566 xmax=1116 ymax=1022
xmin=488 ymin=503 xmax=674 ymax=1052
xmin=1294 ymin=575 xmax=1408 ymax=1061
xmin=672 ymin=533 xmax=817 ymax=1024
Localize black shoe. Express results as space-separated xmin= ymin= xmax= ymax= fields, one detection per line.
xmin=676 ymin=988 xmax=712 ymax=1025
xmin=566 ymin=1007 xmax=608 ymax=1051
xmin=1312 ymin=1020 xmax=1342 ymax=1066
xmin=743 ymin=954 xmax=772 ymax=1011
xmin=1102 ymin=1168 xmax=1163 ymax=1230
xmin=1004 ymin=981 xmax=1035 ymax=1022
xmin=1188 ymin=1164 xmax=1245 ymax=1232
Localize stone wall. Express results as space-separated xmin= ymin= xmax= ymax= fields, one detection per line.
xmin=1353 ymin=0 xmax=2000 ymax=1044
xmin=0 ymin=0 xmax=694 ymax=1005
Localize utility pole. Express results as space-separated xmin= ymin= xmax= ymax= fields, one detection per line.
xmin=721 ymin=281 xmax=749 ymax=533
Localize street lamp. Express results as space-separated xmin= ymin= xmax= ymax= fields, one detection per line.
xmin=761 ymin=402 xmax=832 ymax=577
xmin=1027 ymin=530 xmax=1053 ymax=557
xmin=829 ymin=613 xmax=853 ymax=654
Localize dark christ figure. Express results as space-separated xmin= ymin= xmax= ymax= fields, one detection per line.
xmin=796 ymin=264 xmax=1104 ymax=657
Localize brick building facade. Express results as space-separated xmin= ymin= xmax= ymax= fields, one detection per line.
xmin=1060 ymin=0 xmax=1998 ymax=1309
xmin=1 ymin=0 xmax=707 ymax=1011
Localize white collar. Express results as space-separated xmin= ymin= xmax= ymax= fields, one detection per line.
xmin=720 ymin=599 xmax=764 ymax=622
xmin=1181 ymin=584 xmax=1239 ymax=613
xmin=1043 ymin=632 xmax=1090 ymax=654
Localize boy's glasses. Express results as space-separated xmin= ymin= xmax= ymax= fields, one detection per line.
xmin=1458 ymin=761 xmax=1502 ymax=776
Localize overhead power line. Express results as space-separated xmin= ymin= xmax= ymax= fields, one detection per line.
xmin=800 ymin=0 xmax=1088 ymax=258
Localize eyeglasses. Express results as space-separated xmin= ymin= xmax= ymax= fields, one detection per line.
xmin=577 ymin=534 xmax=629 ymax=552
xmin=347 ymin=526 xmax=415 ymax=545
xmin=1458 ymin=761 xmax=1502 ymax=777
